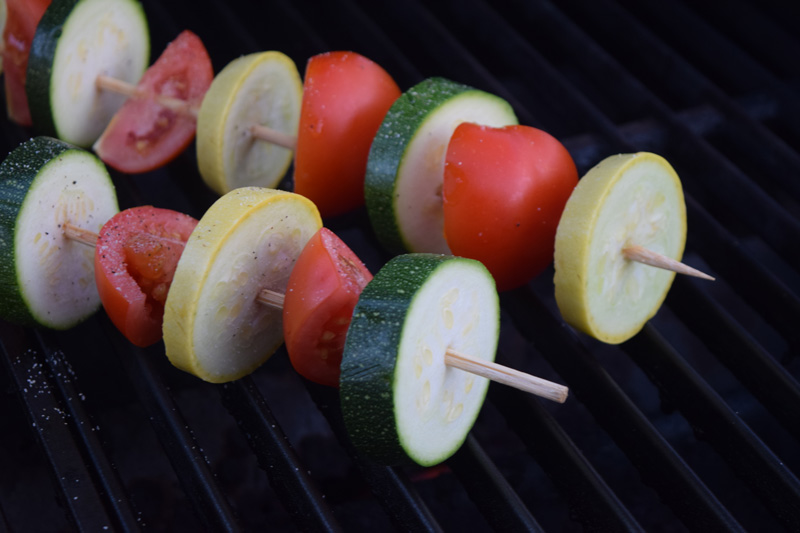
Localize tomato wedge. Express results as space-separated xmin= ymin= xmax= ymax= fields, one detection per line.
xmin=3 ymin=0 xmax=51 ymax=125
xmin=443 ymin=123 xmax=578 ymax=291
xmin=95 ymin=206 xmax=198 ymax=347
xmin=294 ymin=51 xmax=401 ymax=217
xmin=93 ymin=30 xmax=213 ymax=174
xmin=283 ymin=228 xmax=372 ymax=387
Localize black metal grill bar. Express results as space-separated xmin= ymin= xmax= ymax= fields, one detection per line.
xmin=615 ymin=0 xmax=800 ymax=140
xmin=516 ymin=1 xmax=800 ymax=272
xmin=684 ymin=193 xmax=800 ymax=352
xmin=112 ymin=338 xmax=241 ymax=532
xmin=624 ymin=326 xmax=800 ymax=530
xmin=218 ymin=377 xmax=341 ymax=532
xmin=558 ymin=0 xmax=800 ymax=206
xmin=489 ymin=384 xmax=644 ymax=531
xmin=501 ymin=290 xmax=744 ymax=531
xmin=669 ymin=276 xmax=800 ymax=443
xmin=303 ymin=382 xmax=443 ymax=532
xmin=0 ymin=325 xmax=118 ymax=532
xmin=448 ymin=435 xmax=544 ymax=531
xmin=34 ymin=331 xmax=141 ymax=533
xmin=689 ymin=0 xmax=800 ymax=83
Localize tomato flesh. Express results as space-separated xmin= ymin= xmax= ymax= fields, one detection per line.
xmin=283 ymin=228 xmax=372 ymax=387
xmin=95 ymin=206 xmax=198 ymax=347
xmin=443 ymin=123 xmax=578 ymax=291
xmin=294 ymin=51 xmax=401 ymax=217
xmin=3 ymin=0 xmax=51 ymax=125
xmin=94 ymin=30 xmax=213 ymax=174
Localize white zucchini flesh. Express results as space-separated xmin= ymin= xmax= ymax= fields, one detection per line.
xmin=394 ymin=260 xmax=499 ymax=465
xmin=49 ymin=0 xmax=149 ymax=147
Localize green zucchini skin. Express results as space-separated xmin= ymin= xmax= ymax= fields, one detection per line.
xmin=340 ymin=253 xmax=496 ymax=466
xmin=27 ymin=0 xmax=81 ymax=139
xmin=0 ymin=137 xmax=75 ymax=325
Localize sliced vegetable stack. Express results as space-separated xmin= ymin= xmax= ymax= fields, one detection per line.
xmin=365 ymin=77 xmax=518 ymax=255
xmin=197 ymin=50 xmax=401 ymax=217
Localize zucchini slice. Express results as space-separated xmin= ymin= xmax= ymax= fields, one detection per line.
xmin=163 ymin=187 xmax=321 ymax=383
xmin=554 ymin=152 xmax=687 ymax=344
xmin=365 ymin=77 xmax=517 ymax=255
xmin=340 ymin=254 xmax=500 ymax=466
xmin=27 ymin=0 xmax=150 ymax=147
xmin=196 ymin=51 xmax=302 ymax=195
xmin=0 ymin=136 xmax=119 ymax=329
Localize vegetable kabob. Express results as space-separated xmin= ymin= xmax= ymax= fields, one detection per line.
xmin=0 ymin=136 xmax=568 ymax=406
xmin=365 ymin=77 xmax=714 ymax=342
xmin=23 ymin=0 xmax=401 ymax=218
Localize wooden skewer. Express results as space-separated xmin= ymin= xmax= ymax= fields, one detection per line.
xmin=63 ymin=222 xmax=569 ymax=403
xmin=445 ymin=349 xmax=568 ymax=403
xmin=95 ymin=75 xmax=295 ymax=148
xmin=63 ymin=222 xmax=99 ymax=247
xmin=622 ymin=245 xmax=715 ymax=281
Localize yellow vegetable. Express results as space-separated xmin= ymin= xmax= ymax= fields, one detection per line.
xmin=554 ymin=152 xmax=686 ymax=344
xmin=163 ymin=187 xmax=321 ymax=383
xmin=196 ymin=51 xmax=302 ymax=195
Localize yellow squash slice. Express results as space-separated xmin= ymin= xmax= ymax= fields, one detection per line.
xmin=163 ymin=187 xmax=322 ymax=383
xmin=553 ymin=152 xmax=686 ymax=344
xmin=196 ymin=51 xmax=302 ymax=195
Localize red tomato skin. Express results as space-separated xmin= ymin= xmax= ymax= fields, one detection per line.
xmin=94 ymin=30 xmax=213 ymax=174
xmin=3 ymin=0 xmax=51 ymax=125
xmin=443 ymin=123 xmax=578 ymax=291
xmin=283 ymin=228 xmax=373 ymax=387
xmin=95 ymin=206 xmax=198 ymax=347
xmin=294 ymin=51 xmax=401 ymax=217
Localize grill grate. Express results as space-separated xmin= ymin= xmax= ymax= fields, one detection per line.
xmin=1 ymin=0 xmax=799 ymax=531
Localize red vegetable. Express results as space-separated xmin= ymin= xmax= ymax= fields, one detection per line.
xmin=2 ymin=0 xmax=51 ymax=125
xmin=294 ymin=51 xmax=401 ymax=217
xmin=443 ymin=123 xmax=578 ymax=291
xmin=283 ymin=228 xmax=372 ymax=387
xmin=95 ymin=206 xmax=198 ymax=347
xmin=93 ymin=30 xmax=213 ymax=174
